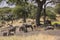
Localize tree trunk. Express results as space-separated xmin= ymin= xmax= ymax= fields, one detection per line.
xmin=35 ymin=0 xmax=46 ymax=26
xmin=23 ymin=14 xmax=26 ymax=23
xmin=11 ymin=20 xmax=13 ymax=24
xmin=36 ymin=2 xmax=43 ymax=26
xmin=44 ymin=5 xmax=46 ymax=26
xmin=36 ymin=6 xmax=43 ymax=26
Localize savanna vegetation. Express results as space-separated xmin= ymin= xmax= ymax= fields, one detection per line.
xmin=0 ymin=0 xmax=60 ymax=40
xmin=0 ymin=0 xmax=60 ymax=25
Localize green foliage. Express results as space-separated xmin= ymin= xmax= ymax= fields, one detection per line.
xmin=12 ymin=5 xmax=30 ymax=19
xmin=54 ymin=4 xmax=60 ymax=14
xmin=7 ymin=0 xmax=28 ymax=6
xmin=0 ymin=7 xmax=11 ymax=15
xmin=0 ymin=0 xmax=2 ymax=2
xmin=0 ymin=7 xmax=14 ymax=21
xmin=12 ymin=6 xmax=22 ymax=18
xmin=46 ymin=6 xmax=56 ymax=20
xmin=27 ymin=4 xmax=37 ymax=19
xmin=0 ymin=0 xmax=37 ymax=21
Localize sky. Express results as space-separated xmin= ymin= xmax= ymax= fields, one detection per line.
xmin=0 ymin=0 xmax=15 ymax=8
xmin=0 ymin=0 xmax=55 ymax=8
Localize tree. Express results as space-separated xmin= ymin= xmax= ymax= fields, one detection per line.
xmin=32 ymin=0 xmax=46 ymax=26
xmin=0 ymin=7 xmax=12 ymax=20
xmin=7 ymin=0 xmax=48 ymax=26
xmin=54 ymin=4 xmax=60 ymax=14
xmin=12 ymin=5 xmax=32 ymax=22
xmin=46 ymin=6 xmax=56 ymax=20
xmin=0 ymin=0 xmax=36 ymax=23
xmin=7 ymin=0 xmax=28 ymax=6
xmin=27 ymin=3 xmax=37 ymax=19
xmin=1 ymin=0 xmax=58 ymax=26
xmin=0 ymin=7 xmax=14 ymax=24
xmin=7 ymin=0 xmax=29 ymax=23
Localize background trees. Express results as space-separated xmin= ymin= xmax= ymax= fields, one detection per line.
xmin=54 ymin=4 xmax=60 ymax=14
xmin=0 ymin=0 xmax=60 ymax=26
xmin=31 ymin=0 xmax=46 ymax=26
xmin=7 ymin=0 xmax=29 ymax=23
xmin=0 ymin=7 xmax=12 ymax=21
xmin=46 ymin=6 xmax=56 ymax=20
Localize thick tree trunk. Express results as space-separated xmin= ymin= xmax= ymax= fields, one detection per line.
xmin=35 ymin=0 xmax=46 ymax=26
xmin=36 ymin=2 xmax=43 ymax=26
xmin=36 ymin=5 xmax=43 ymax=26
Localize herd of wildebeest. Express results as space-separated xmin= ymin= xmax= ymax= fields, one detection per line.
xmin=0 ymin=20 xmax=60 ymax=36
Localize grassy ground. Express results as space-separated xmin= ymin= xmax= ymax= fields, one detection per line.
xmin=0 ymin=34 xmax=58 ymax=40
xmin=0 ymin=19 xmax=60 ymax=40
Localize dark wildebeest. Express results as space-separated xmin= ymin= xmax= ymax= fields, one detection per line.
xmin=54 ymin=23 xmax=60 ymax=27
xmin=45 ymin=25 xmax=54 ymax=30
xmin=53 ymin=23 xmax=60 ymax=28
xmin=19 ymin=23 xmax=33 ymax=32
xmin=8 ymin=25 xmax=16 ymax=36
xmin=45 ymin=20 xmax=52 ymax=26
xmin=3 ymin=32 xmax=8 ymax=36
xmin=19 ymin=26 xmax=27 ymax=32
xmin=2 ymin=24 xmax=17 ymax=36
xmin=25 ymin=24 xmax=33 ymax=31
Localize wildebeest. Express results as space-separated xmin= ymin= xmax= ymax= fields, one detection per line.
xmin=2 ymin=25 xmax=17 ymax=36
xmin=54 ymin=23 xmax=60 ymax=27
xmin=8 ymin=25 xmax=17 ymax=36
xmin=19 ymin=23 xmax=33 ymax=32
xmin=19 ymin=26 xmax=28 ymax=32
xmin=2 ymin=30 xmax=9 ymax=36
xmin=45 ymin=25 xmax=54 ymax=30
xmin=1 ymin=25 xmax=16 ymax=36
xmin=25 ymin=24 xmax=33 ymax=31
xmin=3 ymin=32 xmax=7 ymax=36
xmin=45 ymin=20 xmax=51 ymax=26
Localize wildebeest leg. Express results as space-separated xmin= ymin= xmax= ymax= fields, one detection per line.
xmin=24 ymin=27 xmax=28 ymax=33
xmin=20 ymin=27 xmax=28 ymax=32
xmin=3 ymin=32 xmax=8 ymax=36
xmin=20 ymin=27 xmax=24 ymax=31
xmin=13 ymin=30 xmax=16 ymax=34
xmin=30 ymin=26 xmax=33 ymax=31
xmin=8 ymin=31 xmax=11 ymax=36
xmin=14 ymin=28 xmax=16 ymax=34
xmin=8 ymin=31 xmax=14 ymax=36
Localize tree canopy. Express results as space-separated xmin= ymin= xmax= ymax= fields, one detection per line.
xmin=0 ymin=0 xmax=60 ymax=26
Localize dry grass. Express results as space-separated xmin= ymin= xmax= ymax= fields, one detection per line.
xmin=0 ymin=34 xmax=59 ymax=40
xmin=0 ymin=19 xmax=60 ymax=40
